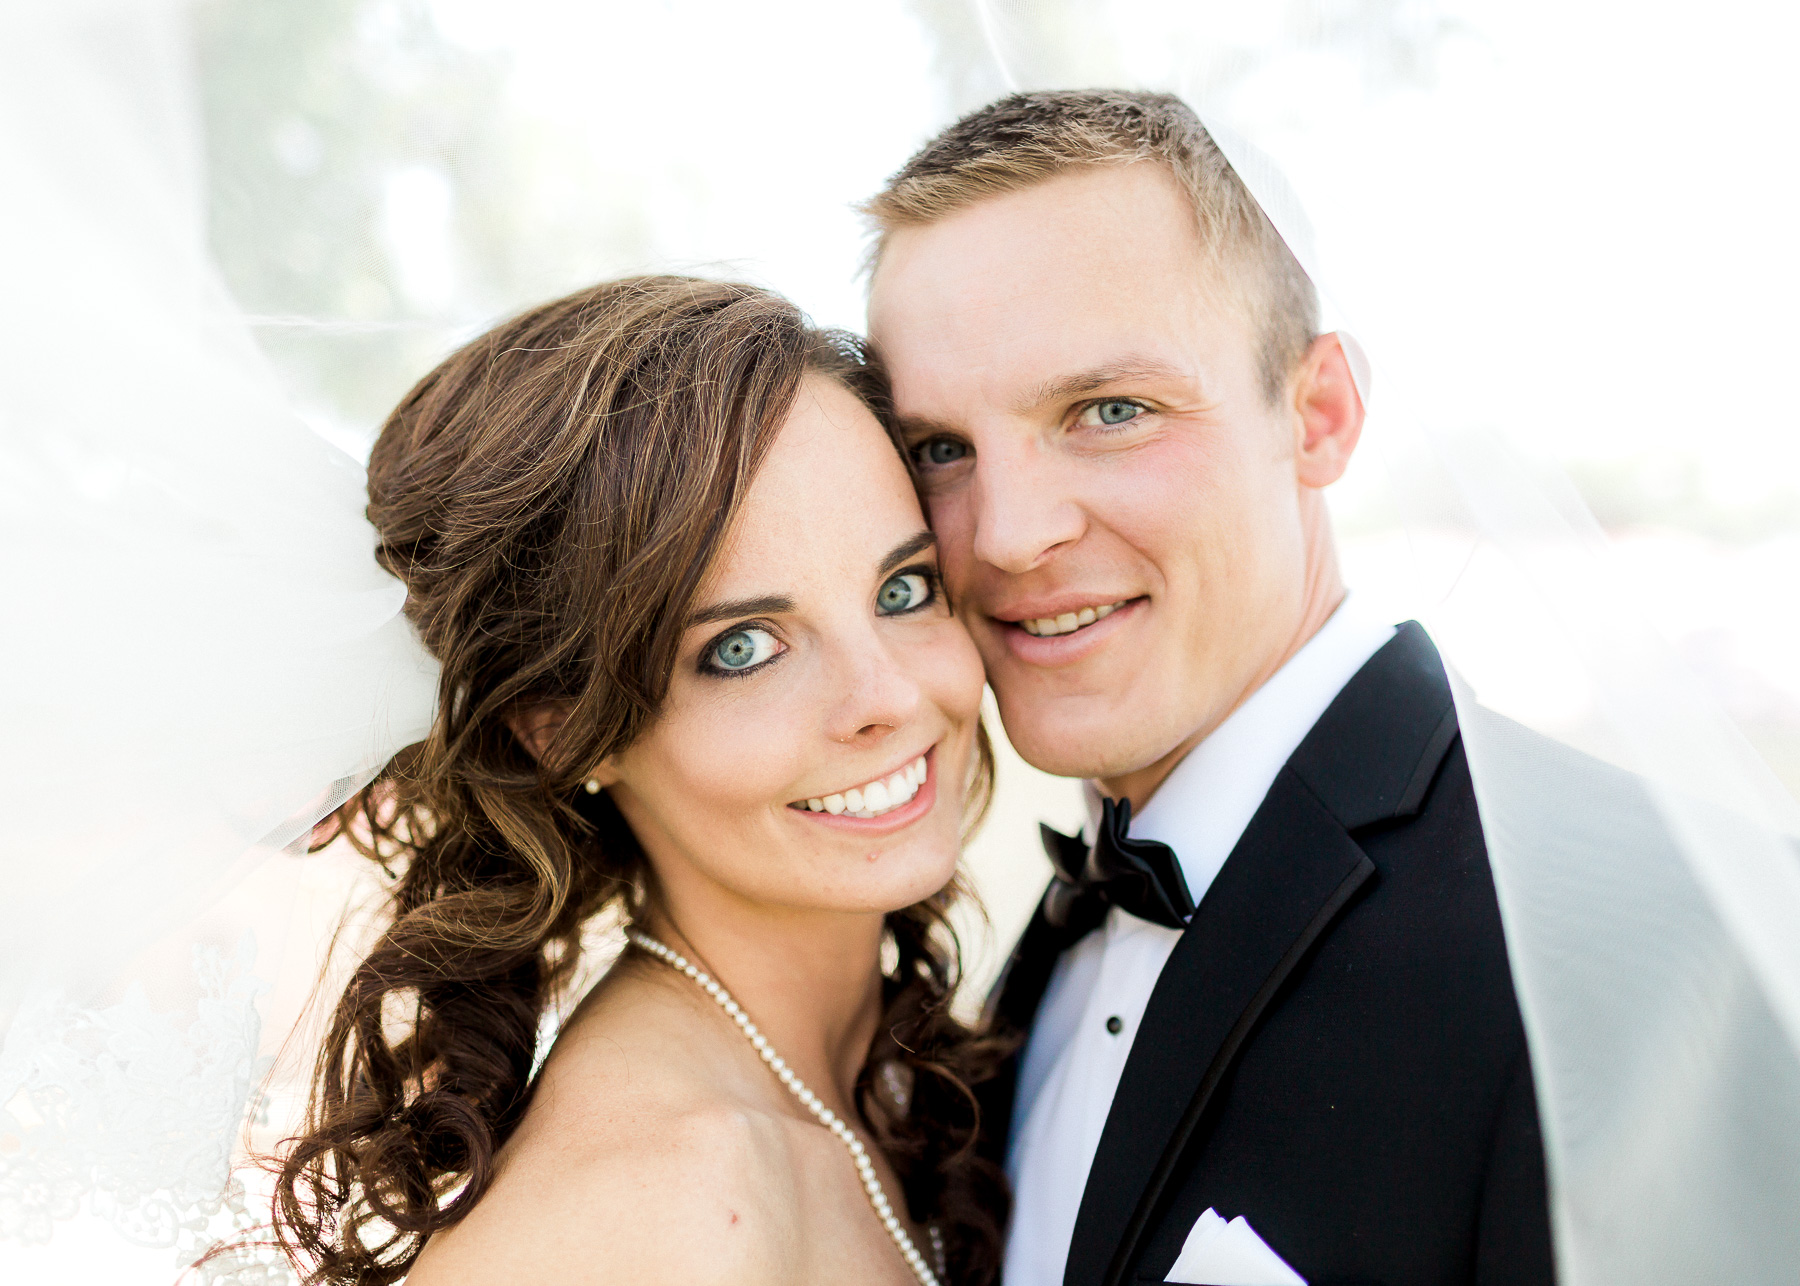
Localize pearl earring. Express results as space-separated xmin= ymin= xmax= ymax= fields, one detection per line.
xmin=584 ymin=778 xmax=601 ymax=794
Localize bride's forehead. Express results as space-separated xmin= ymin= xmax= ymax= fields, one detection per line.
xmin=715 ymin=378 xmax=920 ymax=570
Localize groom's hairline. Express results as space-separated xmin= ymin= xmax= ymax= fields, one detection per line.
xmin=862 ymin=89 xmax=1318 ymax=403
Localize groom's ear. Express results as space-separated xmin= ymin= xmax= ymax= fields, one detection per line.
xmin=1290 ymin=331 xmax=1365 ymax=489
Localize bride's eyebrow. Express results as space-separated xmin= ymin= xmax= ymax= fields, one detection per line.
xmin=686 ymin=532 xmax=935 ymax=628
xmin=688 ymin=593 xmax=794 ymax=628
xmin=880 ymin=530 xmax=936 ymax=575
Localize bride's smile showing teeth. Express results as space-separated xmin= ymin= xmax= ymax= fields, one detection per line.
xmin=1017 ymin=600 xmax=1130 ymax=637
xmin=792 ymin=754 xmax=929 ymax=819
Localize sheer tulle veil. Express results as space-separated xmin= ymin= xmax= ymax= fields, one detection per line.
xmin=3 ymin=1 xmax=1798 ymax=1283
xmin=973 ymin=2 xmax=1800 ymax=1278
xmin=0 ymin=1 xmax=436 ymax=1275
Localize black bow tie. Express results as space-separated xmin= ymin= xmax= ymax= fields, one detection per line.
xmin=1039 ymin=796 xmax=1196 ymax=933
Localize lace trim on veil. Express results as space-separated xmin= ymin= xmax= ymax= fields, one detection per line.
xmin=0 ymin=936 xmax=292 ymax=1281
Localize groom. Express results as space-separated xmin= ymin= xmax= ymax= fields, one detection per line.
xmin=865 ymin=93 xmax=1555 ymax=1285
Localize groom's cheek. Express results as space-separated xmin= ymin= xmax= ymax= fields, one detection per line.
xmin=922 ymin=487 xmax=980 ymax=608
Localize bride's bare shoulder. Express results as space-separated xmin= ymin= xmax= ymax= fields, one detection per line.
xmin=404 ymin=991 xmax=802 ymax=1286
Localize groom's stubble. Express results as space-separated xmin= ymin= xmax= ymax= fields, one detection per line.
xmin=867 ymin=147 xmax=1364 ymax=809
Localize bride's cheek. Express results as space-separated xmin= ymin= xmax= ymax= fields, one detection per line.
xmin=930 ymin=623 xmax=989 ymax=723
xmin=646 ymin=693 xmax=794 ymax=821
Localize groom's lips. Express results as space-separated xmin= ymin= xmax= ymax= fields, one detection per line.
xmin=993 ymin=595 xmax=1146 ymax=665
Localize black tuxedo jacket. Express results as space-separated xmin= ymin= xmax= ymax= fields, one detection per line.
xmin=983 ymin=622 xmax=1556 ymax=1286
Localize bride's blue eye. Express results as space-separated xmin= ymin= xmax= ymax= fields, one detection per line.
xmin=1078 ymin=399 xmax=1144 ymax=428
xmin=876 ymin=571 xmax=933 ymax=615
xmin=707 ymin=626 xmax=779 ymax=673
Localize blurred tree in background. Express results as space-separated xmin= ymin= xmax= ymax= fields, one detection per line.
xmin=187 ymin=0 xmax=1798 ymax=800
xmin=194 ymin=0 xmax=649 ymax=438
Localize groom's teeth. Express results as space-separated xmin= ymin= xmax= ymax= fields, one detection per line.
xmin=799 ymin=755 xmax=930 ymax=819
xmin=1019 ymin=600 xmax=1129 ymax=637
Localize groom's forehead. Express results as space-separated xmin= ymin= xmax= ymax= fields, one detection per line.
xmin=868 ymin=173 xmax=1253 ymax=409
xmin=870 ymin=164 xmax=1210 ymax=302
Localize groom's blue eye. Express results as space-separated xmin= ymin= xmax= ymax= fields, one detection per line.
xmin=1081 ymin=399 xmax=1143 ymax=427
xmin=916 ymin=437 xmax=968 ymax=467
xmin=706 ymin=626 xmax=779 ymax=674
xmin=876 ymin=571 xmax=934 ymax=615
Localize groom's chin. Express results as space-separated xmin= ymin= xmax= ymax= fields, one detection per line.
xmin=974 ymin=619 xmax=1169 ymax=782
xmin=989 ymin=682 xmax=1180 ymax=784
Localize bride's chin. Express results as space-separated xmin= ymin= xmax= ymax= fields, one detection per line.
xmin=887 ymin=849 xmax=963 ymax=911
xmin=827 ymin=843 xmax=963 ymax=917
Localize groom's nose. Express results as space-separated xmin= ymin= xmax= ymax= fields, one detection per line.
xmin=968 ymin=430 xmax=1085 ymax=575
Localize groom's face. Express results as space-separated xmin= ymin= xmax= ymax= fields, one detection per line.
xmin=868 ymin=162 xmax=1330 ymax=785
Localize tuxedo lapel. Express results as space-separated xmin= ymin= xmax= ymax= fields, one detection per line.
xmin=1061 ymin=622 xmax=1460 ymax=1286
xmin=1062 ymin=771 xmax=1375 ymax=1286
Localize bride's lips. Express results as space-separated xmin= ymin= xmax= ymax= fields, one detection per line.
xmin=787 ymin=748 xmax=939 ymax=835
xmin=996 ymin=596 xmax=1145 ymax=664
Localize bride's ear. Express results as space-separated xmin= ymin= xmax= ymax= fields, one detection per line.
xmin=504 ymin=702 xmax=571 ymax=763
xmin=504 ymin=702 xmax=623 ymax=788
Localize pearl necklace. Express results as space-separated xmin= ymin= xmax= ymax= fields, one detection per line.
xmin=625 ymin=928 xmax=946 ymax=1286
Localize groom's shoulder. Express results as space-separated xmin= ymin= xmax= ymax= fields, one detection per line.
xmin=1281 ymin=624 xmax=1509 ymax=954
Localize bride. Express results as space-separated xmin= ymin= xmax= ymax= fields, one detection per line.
xmin=269 ymin=275 xmax=1006 ymax=1285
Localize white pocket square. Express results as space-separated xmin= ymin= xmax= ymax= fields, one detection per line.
xmin=1163 ymin=1207 xmax=1307 ymax=1285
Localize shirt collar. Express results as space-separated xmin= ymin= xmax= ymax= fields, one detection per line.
xmin=1088 ymin=597 xmax=1396 ymax=909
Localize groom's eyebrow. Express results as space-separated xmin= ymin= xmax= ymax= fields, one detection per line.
xmin=1017 ymin=358 xmax=1188 ymax=413
xmin=893 ymin=412 xmax=956 ymax=442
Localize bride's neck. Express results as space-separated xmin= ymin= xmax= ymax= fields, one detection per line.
xmin=643 ymin=890 xmax=887 ymax=1115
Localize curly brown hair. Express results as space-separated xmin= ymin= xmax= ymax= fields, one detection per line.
xmin=269 ymin=276 xmax=1009 ymax=1284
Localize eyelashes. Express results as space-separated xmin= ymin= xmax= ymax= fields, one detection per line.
xmin=1074 ymin=397 xmax=1150 ymax=429
xmin=699 ymin=622 xmax=784 ymax=679
xmin=694 ymin=564 xmax=946 ymax=681
xmin=911 ymin=398 xmax=1153 ymax=472
xmin=912 ymin=436 xmax=970 ymax=469
xmin=877 ymin=563 xmax=943 ymax=616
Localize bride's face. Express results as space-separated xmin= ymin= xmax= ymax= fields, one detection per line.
xmin=600 ymin=375 xmax=985 ymax=919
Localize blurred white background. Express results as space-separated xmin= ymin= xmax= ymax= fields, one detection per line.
xmin=182 ymin=0 xmax=1798 ymax=986
xmin=5 ymin=0 xmax=1794 ymax=1278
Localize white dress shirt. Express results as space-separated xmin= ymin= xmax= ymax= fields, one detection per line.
xmin=1002 ymin=601 xmax=1396 ymax=1286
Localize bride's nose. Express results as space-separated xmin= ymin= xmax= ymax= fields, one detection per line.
xmin=823 ymin=639 xmax=924 ymax=746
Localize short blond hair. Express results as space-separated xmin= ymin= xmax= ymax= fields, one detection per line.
xmin=864 ymin=90 xmax=1318 ymax=401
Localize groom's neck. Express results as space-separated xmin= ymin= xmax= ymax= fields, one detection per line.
xmin=1097 ymin=544 xmax=1347 ymax=813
